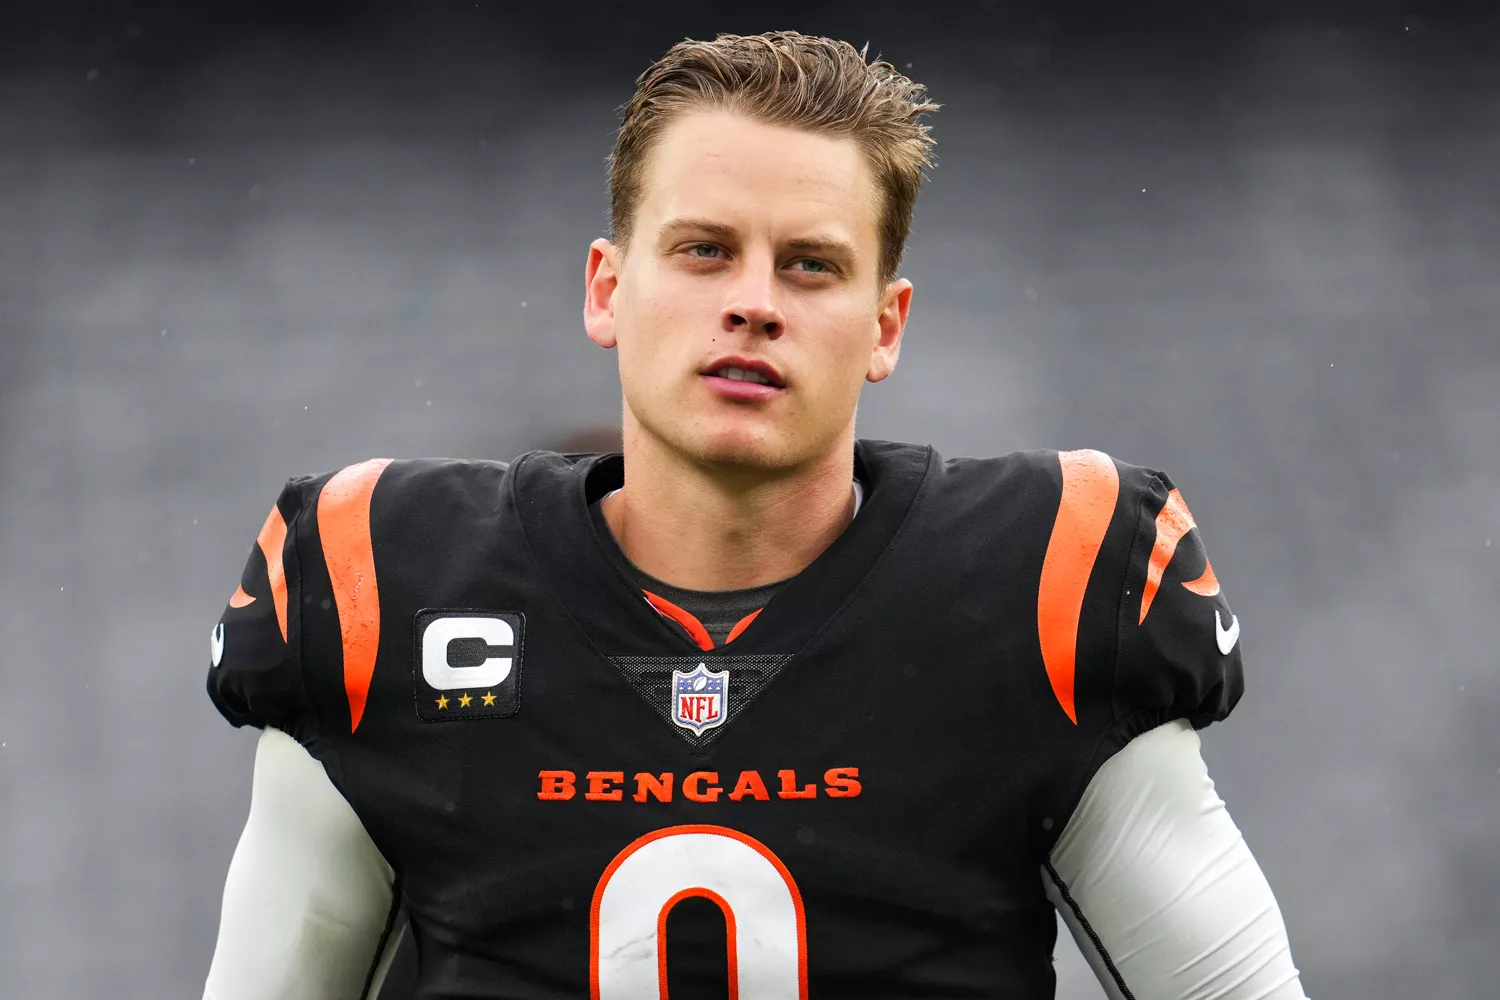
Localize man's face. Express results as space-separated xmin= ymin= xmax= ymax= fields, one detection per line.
xmin=585 ymin=109 xmax=911 ymax=472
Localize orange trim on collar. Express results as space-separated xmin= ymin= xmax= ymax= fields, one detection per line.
xmin=724 ymin=608 xmax=763 ymax=645
xmin=642 ymin=590 xmax=715 ymax=651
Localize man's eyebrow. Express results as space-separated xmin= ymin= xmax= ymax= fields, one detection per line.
xmin=784 ymin=235 xmax=859 ymax=261
xmin=657 ymin=217 xmax=739 ymax=242
xmin=657 ymin=218 xmax=859 ymax=261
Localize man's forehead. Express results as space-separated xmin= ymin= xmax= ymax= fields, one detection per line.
xmin=637 ymin=111 xmax=879 ymax=242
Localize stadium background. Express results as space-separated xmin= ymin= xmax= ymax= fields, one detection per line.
xmin=1 ymin=1 xmax=1496 ymax=996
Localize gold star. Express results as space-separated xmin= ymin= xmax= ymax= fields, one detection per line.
xmin=458 ymin=692 xmax=472 ymax=708
xmin=435 ymin=695 xmax=449 ymax=710
xmin=482 ymin=691 xmax=496 ymax=707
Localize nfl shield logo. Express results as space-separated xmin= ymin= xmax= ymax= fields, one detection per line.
xmin=672 ymin=663 xmax=729 ymax=734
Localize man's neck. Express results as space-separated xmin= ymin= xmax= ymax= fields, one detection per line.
xmin=600 ymin=426 xmax=858 ymax=592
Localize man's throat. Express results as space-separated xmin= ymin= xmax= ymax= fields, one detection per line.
xmin=597 ymin=477 xmax=862 ymax=592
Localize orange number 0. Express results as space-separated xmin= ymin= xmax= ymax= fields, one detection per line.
xmin=590 ymin=824 xmax=809 ymax=999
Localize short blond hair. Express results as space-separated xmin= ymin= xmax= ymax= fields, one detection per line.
xmin=608 ymin=30 xmax=940 ymax=287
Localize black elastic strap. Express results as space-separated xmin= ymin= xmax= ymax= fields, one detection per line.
xmin=1044 ymin=861 xmax=1135 ymax=1000
xmin=359 ymin=876 xmax=406 ymax=1000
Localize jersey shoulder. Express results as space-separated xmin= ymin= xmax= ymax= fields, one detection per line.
xmin=204 ymin=456 xmax=514 ymax=740
xmin=1088 ymin=451 xmax=1244 ymax=738
xmin=924 ymin=446 xmax=1244 ymax=735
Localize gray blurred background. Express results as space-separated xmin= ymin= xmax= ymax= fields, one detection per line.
xmin=1 ymin=1 xmax=1497 ymax=997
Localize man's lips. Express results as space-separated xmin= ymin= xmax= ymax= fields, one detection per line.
xmin=698 ymin=355 xmax=786 ymax=402
xmin=701 ymin=373 xmax=783 ymax=401
xmin=701 ymin=356 xmax=785 ymax=387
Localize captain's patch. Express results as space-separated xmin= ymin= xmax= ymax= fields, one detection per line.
xmin=414 ymin=609 xmax=524 ymax=722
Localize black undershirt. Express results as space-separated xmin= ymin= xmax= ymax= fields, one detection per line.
xmin=588 ymin=499 xmax=786 ymax=647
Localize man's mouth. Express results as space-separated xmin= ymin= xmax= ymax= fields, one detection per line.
xmin=710 ymin=365 xmax=778 ymax=387
xmin=700 ymin=356 xmax=785 ymax=389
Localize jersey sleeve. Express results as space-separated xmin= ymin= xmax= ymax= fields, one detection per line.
xmin=1107 ymin=463 xmax=1244 ymax=742
xmin=206 ymin=479 xmax=315 ymax=742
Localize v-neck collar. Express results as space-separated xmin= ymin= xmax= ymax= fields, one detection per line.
xmin=510 ymin=440 xmax=933 ymax=659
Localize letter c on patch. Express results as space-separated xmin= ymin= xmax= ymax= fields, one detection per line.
xmin=422 ymin=615 xmax=514 ymax=690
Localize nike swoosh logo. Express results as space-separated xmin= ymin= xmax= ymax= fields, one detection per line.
xmin=211 ymin=622 xmax=225 ymax=667
xmin=1215 ymin=609 xmax=1240 ymax=655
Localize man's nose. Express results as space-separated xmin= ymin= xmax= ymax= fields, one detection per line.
xmin=721 ymin=256 xmax=785 ymax=339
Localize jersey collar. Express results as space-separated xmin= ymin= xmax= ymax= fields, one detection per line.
xmin=509 ymin=439 xmax=932 ymax=659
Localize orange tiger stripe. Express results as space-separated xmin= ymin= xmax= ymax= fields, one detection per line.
xmin=255 ymin=505 xmax=289 ymax=641
xmin=1037 ymin=450 xmax=1120 ymax=724
xmin=318 ymin=459 xmax=393 ymax=733
xmin=1182 ymin=559 xmax=1221 ymax=597
xmin=1138 ymin=489 xmax=1197 ymax=624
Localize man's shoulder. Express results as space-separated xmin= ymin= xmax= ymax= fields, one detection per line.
xmin=933 ymin=443 xmax=1165 ymax=482
xmin=888 ymin=441 xmax=1173 ymax=517
xmin=215 ymin=455 xmax=534 ymax=739
xmin=273 ymin=455 xmax=514 ymax=514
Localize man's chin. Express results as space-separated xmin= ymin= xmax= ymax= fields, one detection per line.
xmin=676 ymin=424 xmax=801 ymax=472
xmin=629 ymin=405 xmax=824 ymax=472
xmin=690 ymin=436 xmax=786 ymax=470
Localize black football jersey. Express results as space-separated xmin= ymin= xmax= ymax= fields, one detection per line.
xmin=207 ymin=440 xmax=1243 ymax=999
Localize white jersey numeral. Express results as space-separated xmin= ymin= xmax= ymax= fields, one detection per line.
xmin=590 ymin=824 xmax=808 ymax=1000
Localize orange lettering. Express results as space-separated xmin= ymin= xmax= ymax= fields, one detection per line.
xmin=777 ymin=769 xmax=817 ymax=799
xmin=728 ymin=770 xmax=771 ymax=802
xmin=537 ymin=770 xmax=576 ymax=801
xmin=682 ymin=771 xmax=722 ymax=803
xmin=542 ymin=765 xmax=859 ymax=802
xmin=823 ymin=767 xmax=862 ymax=798
xmin=632 ymin=772 xmax=674 ymax=803
xmin=585 ymin=771 xmax=624 ymax=801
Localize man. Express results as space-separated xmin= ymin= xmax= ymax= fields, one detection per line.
xmin=203 ymin=31 xmax=1308 ymax=1000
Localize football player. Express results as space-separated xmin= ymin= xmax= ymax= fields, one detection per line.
xmin=202 ymin=31 xmax=1309 ymax=1000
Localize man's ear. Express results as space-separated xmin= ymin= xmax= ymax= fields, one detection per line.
xmin=584 ymin=237 xmax=621 ymax=350
xmin=866 ymin=277 xmax=913 ymax=383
